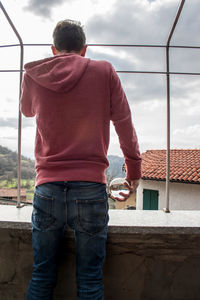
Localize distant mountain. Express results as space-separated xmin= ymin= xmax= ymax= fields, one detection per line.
xmin=107 ymin=155 xmax=126 ymax=183
xmin=0 ymin=145 xmax=35 ymax=180
xmin=0 ymin=145 xmax=125 ymax=183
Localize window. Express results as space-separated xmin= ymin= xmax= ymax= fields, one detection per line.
xmin=143 ymin=189 xmax=159 ymax=210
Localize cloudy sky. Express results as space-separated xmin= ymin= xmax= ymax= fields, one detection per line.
xmin=1 ymin=0 xmax=200 ymax=159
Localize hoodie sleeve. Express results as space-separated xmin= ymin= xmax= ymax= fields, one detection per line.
xmin=20 ymin=73 xmax=36 ymax=117
xmin=110 ymin=65 xmax=142 ymax=180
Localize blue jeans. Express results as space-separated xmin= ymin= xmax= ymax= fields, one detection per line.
xmin=26 ymin=181 xmax=109 ymax=300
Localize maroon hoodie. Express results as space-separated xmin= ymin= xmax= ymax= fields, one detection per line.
xmin=20 ymin=53 xmax=141 ymax=186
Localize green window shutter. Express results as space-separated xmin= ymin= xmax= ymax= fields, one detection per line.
xmin=150 ymin=190 xmax=158 ymax=210
xmin=143 ymin=189 xmax=151 ymax=210
xmin=143 ymin=189 xmax=158 ymax=210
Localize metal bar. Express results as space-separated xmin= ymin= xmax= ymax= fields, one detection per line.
xmin=2 ymin=69 xmax=200 ymax=77
xmin=0 ymin=44 xmax=20 ymax=48
xmin=117 ymin=71 xmax=200 ymax=75
xmin=1 ymin=43 xmax=200 ymax=49
xmin=164 ymin=0 xmax=185 ymax=213
xmin=0 ymin=43 xmax=166 ymax=48
xmin=0 ymin=1 xmax=24 ymax=208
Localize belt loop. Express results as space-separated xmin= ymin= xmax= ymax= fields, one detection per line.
xmin=64 ymin=181 xmax=68 ymax=192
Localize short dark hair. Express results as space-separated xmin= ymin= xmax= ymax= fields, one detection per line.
xmin=53 ymin=19 xmax=86 ymax=53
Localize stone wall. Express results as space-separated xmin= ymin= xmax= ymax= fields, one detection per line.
xmin=1 ymin=225 xmax=200 ymax=299
xmin=1 ymin=209 xmax=200 ymax=299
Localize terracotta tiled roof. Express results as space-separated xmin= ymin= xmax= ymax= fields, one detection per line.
xmin=141 ymin=149 xmax=200 ymax=183
xmin=0 ymin=188 xmax=26 ymax=197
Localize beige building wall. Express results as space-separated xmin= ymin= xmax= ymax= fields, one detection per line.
xmin=137 ymin=179 xmax=200 ymax=210
xmin=115 ymin=192 xmax=136 ymax=209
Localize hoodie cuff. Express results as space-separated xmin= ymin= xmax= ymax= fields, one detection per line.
xmin=125 ymin=160 xmax=142 ymax=181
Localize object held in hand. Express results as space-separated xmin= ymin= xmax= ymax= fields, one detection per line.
xmin=109 ymin=177 xmax=130 ymax=201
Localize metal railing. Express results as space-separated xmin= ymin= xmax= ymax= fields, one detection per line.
xmin=0 ymin=1 xmax=24 ymax=208
xmin=1 ymin=0 xmax=196 ymax=211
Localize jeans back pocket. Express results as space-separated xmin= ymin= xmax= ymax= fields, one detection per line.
xmin=32 ymin=191 xmax=56 ymax=231
xmin=76 ymin=184 xmax=108 ymax=234
xmin=76 ymin=192 xmax=108 ymax=235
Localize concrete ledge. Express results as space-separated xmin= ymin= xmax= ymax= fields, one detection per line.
xmin=1 ymin=205 xmax=200 ymax=299
xmin=1 ymin=205 xmax=200 ymax=234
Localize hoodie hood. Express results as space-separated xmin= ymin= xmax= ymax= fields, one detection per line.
xmin=24 ymin=53 xmax=90 ymax=93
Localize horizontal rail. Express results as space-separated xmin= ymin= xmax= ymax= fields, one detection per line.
xmin=1 ymin=43 xmax=200 ymax=49
xmin=117 ymin=71 xmax=200 ymax=75
xmin=1 ymin=69 xmax=200 ymax=76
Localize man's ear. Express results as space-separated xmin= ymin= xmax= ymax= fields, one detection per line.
xmin=51 ymin=45 xmax=57 ymax=56
xmin=80 ymin=45 xmax=87 ymax=57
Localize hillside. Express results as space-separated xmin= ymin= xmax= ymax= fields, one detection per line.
xmin=0 ymin=145 xmax=125 ymax=201
xmin=0 ymin=145 xmax=125 ymax=183
xmin=0 ymin=145 xmax=35 ymax=181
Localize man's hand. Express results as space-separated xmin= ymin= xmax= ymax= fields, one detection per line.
xmin=125 ymin=179 xmax=140 ymax=193
xmin=112 ymin=179 xmax=140 ymax=202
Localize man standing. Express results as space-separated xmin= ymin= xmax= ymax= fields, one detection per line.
xmin=21 ymin=19 xmax=141 ymax=300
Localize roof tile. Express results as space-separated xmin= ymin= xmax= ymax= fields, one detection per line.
xmin=141 ymin=149 xmax=200 ymax=183
xmin=0 ymin=188 xmax=26 ymax=197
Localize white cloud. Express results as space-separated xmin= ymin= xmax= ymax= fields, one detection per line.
xmin=0 ymin=117 xmax=35 ymax=129
xmin=0 ymin=127 xmax=18 ymax=152
xmin=23 ymin=0 xmax=68 ymax=18
xmin=172 ymin=124 xmax=200 ymax=148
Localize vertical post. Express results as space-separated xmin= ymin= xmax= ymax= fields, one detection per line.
xmin=164 ymin=0 xmax=185 ymax=213
xmin=0 ymin=1 xmax=24 ymax=208
xmin=164 ymin=45 xmax=170 ymax=213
